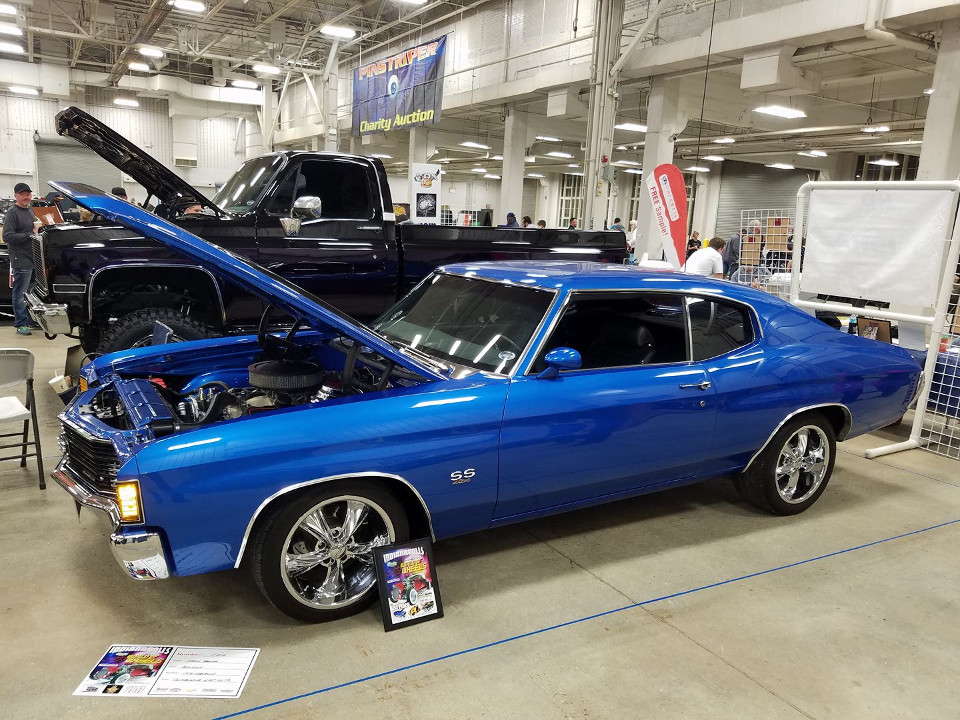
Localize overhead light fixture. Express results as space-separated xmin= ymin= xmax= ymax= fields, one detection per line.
xmin=614 ymin=122 xmax=647 ymax=132
xmin=524 ymin=155 xmax=535 ymax=162
xmin=173 ymin=0 xmax=206 ymax=11
xmin=128 ymin=61 xmax=151 ymax=72
xmin=139 ymin=46 xmax=164 ymax=58
xmin=0 ymin=21 xmax=22 ymax=36
xmin=567 ymin=163 xmax=580 ymax=168
xmin=569 ymin=172 xmax=584 ymax=176
xmin=924 ymin=87 xmax=935 ymax=95
xmin=623 ymin=169 xmax=643 ymax=175
xmin=395 ymin=0 xmax=429 ymax=5
xmin=546 ymin=151 xmax=573 ymax=159
xmin=252 ymin=63 xmax=280 ymax=75
xmin=231 ymin=79 xmax=259 ymax=89
xmin=616 ymin=145 xmax=628 ymax=151
xmin=9 ymin=85 xmax=38 ymax=95
xmin=765 ymin=163 xmax=795 ymax=170
xmin=685 ymin=166 xmax=710 ymax=172
xmin=535 ymin=135 xmax=561 ymax=142
xmin=0 ymin=40 xmax=23 ymax=53
xmin=491 ymin=154 xmax=503 ymax=161
xmin=114 ymin=97 xmax=139 ymax=107
xmin=526 ymin=173 xmax=545 ymax=178
xmin=0 ymin=5 xmax=16 ymax=16
xmin=862 ymin=125 xmax=890 ymax=133
xmin=868 ymin=158 xmax=900 ymax=166
xmin=702 ymin=155 xmax=725 ymax=162
xmin=614 ymin=160 xmax=640 ymax=166
xmin=470 ymin=167 xmax=488 ymax=173
xmin=460 ymin=141 xmax=490 ymax=150
xmin=483 ymin=174 xmax=501 ymax=179
xmin=797 ymin=150 xmax=828 ymax=158
xmin=715 ymin=137 xmax=736 ymax=144
xmin=321 ymin=25 xmax=356 ymax=39
xmin=370 ymin=153 xmax=392 ymax=159
xmin=754 ymin=105 xmax=807 ymax=119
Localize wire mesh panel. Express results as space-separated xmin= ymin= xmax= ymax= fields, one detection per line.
xmin=728 ymin=209 xmax=796 ymax=300
xmin=919 ymin=275 xmax=960 ymax=459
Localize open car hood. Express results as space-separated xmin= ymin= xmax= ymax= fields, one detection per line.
xmin=50 ymin=182 xmax=447 ymax=381
xmin=55 ymin=106 xmax=224 ymax=214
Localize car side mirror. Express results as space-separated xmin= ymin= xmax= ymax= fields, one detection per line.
xmin=537 ymin=347 xmax=581 ymax=379
xmin=292 ymin=195 xmax=322 ymax=219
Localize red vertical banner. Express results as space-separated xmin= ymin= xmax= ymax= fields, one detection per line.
xmin=644 ymin=163 xmax=688 ymax=268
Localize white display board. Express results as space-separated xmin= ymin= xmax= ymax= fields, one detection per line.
xmin=800 ymin=188 xmax=956 ymax=308
xmin=409 ymin=163 xmax=442 ymax=224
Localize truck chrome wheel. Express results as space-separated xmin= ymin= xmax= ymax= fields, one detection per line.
xmin=252 ymin=481 xmax=410 ymax=622
xmin=775 ymin=425 xmax=830 ymax=504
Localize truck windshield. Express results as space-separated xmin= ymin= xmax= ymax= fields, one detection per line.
xmin=212 ymin=155 xmax=285 ymax=214
xmin=373 ymin=273 xmax=553 ymax=375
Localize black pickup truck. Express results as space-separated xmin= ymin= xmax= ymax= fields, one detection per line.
xmin=26 ymin=107 xmax=626 ymax=353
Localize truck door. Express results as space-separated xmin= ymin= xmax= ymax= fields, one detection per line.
xmin=256 ymin=157 xmax=394 ymax=321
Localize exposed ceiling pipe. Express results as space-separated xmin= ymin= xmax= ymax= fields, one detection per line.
xmin=106 ymin=0 xmax=173 ymax=84
xmin=673 ymin=118 xmax=925 ymax=145
xmin=865 ymin=0 xmax=934 ymax=53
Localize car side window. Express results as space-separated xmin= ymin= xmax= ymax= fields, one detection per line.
xmin=534 ymin=293 xmax=688 ymax=371
xmin=267 ymin=160 xmax=374 ymax=219
xmin=687 ymin=297 xmax=754 ymax=361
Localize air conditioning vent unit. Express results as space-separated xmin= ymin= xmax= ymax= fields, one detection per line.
xmin=174 ymin=157 xmax=198 ymax=168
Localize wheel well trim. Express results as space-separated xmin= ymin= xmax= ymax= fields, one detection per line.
xmin=88 ymin=263 xmax=226 ymax=325
xmin=233 ymin=471 xmax=435 ymax=569
xmin=742 ymin=403 xmax=853 ymax=474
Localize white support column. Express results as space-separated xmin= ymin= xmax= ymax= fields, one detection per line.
xmin=409 ymin=127 xmax=429 ymax=166
xmin=919 ymin=19 xmax=960 ymax=180
xmin=500 ymin=107 xmax=527 ymax=223
xmin=636 ymin=76 xmax=686 ymax=259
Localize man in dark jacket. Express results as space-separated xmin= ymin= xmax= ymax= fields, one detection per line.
xmin=2 ymin=182 xmax=38 ymax=335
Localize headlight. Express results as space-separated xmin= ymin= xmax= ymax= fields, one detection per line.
xmin=116 ymin=481 xmax=143 ymax=523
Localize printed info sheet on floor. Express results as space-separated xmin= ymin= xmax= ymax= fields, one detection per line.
xmin=74 ymin=644 xmax=259 ymax=698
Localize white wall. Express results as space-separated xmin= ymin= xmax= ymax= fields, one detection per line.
xmin=387 ymin=172 xmax=501 ymax=220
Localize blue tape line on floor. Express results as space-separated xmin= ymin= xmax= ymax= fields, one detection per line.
xmin=212 ymin=517 xmax=960 ymax=720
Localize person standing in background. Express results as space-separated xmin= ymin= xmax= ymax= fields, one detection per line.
xmin=611 ymin=217 xmax=625 ymax=233
xmin=521 ymin=215 xmax=533 ymax=228
xmin=723 ymin=230 xmax=741 ymax=278
xmin=567 ymin=217 xmax=578 ymax=229
xmin=686 ymin=230 xmax=701 ymax=260
xmin=2 ymin=183 xmax=38 ymax=335
xmin=626 ymin=220 xmax=638 ymax=260
xmin=537 ymin=219 xmax=546 ymax=229
xmin=684 ymin=236 xmax=726 ymax=278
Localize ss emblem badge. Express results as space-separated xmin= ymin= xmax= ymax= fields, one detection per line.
xmin=450 ymin=468 xmax=475 ymax=485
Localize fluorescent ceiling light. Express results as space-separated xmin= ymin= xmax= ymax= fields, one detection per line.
xmin=128 ymin=61 xmax=151 ymax=72
xmin=470 ymin=167 xmax=488 ymax=173
xmin=623 ymin=169 xmax=643 ymax=175
xmin=797 ymin=150 xmax=828 ymax=158
xmin=173 ymin=0 xmax=206 ymax=11
xmin=9 ymin=85 xmax=37 ymax=95
xmin=321 ymin=25 xmax=356 ymax=39
xmin=702 ymin=155 xmax=725 ymax=162
xmin=460 ymin=141 xmax=490 ymax=149
xmin=862 ymin=125 xmax=890 ymax=133
xmin=491 ymin=154 xmax=503 ymax=161
xmin=139 ymin=46 xmax=164 ymax=58
xmin=114 ymin=97 xmax=139 ymax=107
xmin=0 ymin=21 xmax=22 ymax=36
xmin=370 ymin=153 xmax=392 ymax=159
xmin=395 ymin=0 xmax=428 ymax=4
xmin=754 ymin=105 xmax=806 ymax=119
xmin=484 ymin=174 xmax=501 ymax=179
xmin=546 ymin=151 xmax=573 ymax=159
xmin=924 ymin=87 xmax=935 ymax=95
xmin=567 ymin=163 xmax=580 ymax=168
xmin=0 ymin=40 xmax=23 ymax=53
xmin=535 ymin=135 xmax=561 ymax=142
xmin=0 ymin=5 xmax=16 ymax=16
xmin=685 ymin=166 xmax=710 ymax=172
xmin=715 ymin=137 xmax=736 ymax=144
xmin=614 ymin=122 xmax=647 ymax=132
xmin=867 ymin=158 xmax=900 ymax=166
xmin=614 ymin=160 xmax=640 ymax=166
xmin=568 ymin=172 xmax=584 ymax=176
xmin=252 ymin=63 xmax=280 ymax=74
xmin=526 ymin=173 xmax=545 ymax=178
xmin=524 ymin=155 xmax=535 ymax=162
xmin=765 ymin=163 xmax=795 ymax=170
xmin=231 ymin=79 xmax=258 ymax=89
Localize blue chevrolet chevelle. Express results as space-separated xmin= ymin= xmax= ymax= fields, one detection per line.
xmin=51 ymin=183 xmax=921 ymax=622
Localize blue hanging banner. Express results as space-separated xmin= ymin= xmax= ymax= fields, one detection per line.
xmin=352 ymin=35 xmax=446 ymax=137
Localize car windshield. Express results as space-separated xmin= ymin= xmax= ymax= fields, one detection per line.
xmin=212 ymin=155 xmax=286 ymax=214
xmin=373 ymin=273 xmax=554 ymax=374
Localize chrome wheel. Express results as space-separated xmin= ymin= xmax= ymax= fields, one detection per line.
xmin=774 ymin=424 xmax=830 ymax=504
xmin=280 ymin=495 xmax=394 ymax=610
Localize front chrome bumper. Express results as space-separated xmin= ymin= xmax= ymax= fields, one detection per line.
xmin=25 ymin=291 xmax=72 ymax=335
xmin=51 ymin=464 xmax=169 ymax=581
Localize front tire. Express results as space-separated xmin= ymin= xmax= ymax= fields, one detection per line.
xmin=251 ymin=481 xmax=409 ymax=622
xmin=736 ymin=412 xmax=836 ymax=515
xmin=96 ymin=307 xmax=215 ymax=354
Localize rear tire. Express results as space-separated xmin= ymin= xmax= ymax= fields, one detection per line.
xmin=736 ymin=412 xmax=836 ymax=515
xmin=96 ymin=307 xmax=216 ymax=354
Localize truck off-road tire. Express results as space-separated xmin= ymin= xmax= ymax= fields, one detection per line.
xmin=96 ymin=308 xmax=216 ymax=354
xmin=251 ymin=481 xmax=410 ymax=622
xmin=735 ymin=412 xmax=836 ymax=515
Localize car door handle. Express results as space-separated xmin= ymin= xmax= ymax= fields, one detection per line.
xmin=679 ymin=380 xmax=712 ymax=391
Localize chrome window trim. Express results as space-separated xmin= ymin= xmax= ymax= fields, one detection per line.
xmin=233 ymin=471 xmax=436 ymax=569
xmin=684 ymin=294 xmax=761 ymax=363
xmin=87 ymin=263 xmax=226 ymax=325
xmin=742 ymin=403 xmax=854 ymax=474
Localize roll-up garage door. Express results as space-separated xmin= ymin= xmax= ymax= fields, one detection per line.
xmin=714 ymin=161 xmax=816 ymax=238
xmin=35 ymin=141 xmax=122 ymax=199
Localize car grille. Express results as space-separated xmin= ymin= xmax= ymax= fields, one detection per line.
xmin=31 ymin=235 xmax=48 ymax=295
xmin=62 ymin=424 xmax=121 ymax=495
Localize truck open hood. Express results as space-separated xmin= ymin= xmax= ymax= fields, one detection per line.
xmin=50 ymin=182 xmax=447 ymax=381
xmin=55 ymin=106 xmax=225 ymax=215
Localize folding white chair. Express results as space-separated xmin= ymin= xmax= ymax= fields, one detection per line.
xmin=0 ymin=348 xmax=44 ymax=489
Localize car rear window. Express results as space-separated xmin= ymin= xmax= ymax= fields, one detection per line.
xmin=687 ymin=297 xmax=754 ymax=360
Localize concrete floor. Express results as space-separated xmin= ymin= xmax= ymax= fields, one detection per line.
xmin=1 ymin=327 xmax=958 ymax=720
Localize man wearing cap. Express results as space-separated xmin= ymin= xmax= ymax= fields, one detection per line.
xmin=111 ymin=186 xmax=128 ymax=200
xmin=503 ymin=212 xmax=519 ymax=228
xmin=2 ymin=182 xmax=38 ymax=335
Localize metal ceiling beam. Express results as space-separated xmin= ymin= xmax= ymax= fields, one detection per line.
xmin=106 ymin=0 xmax=173 ymax=84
